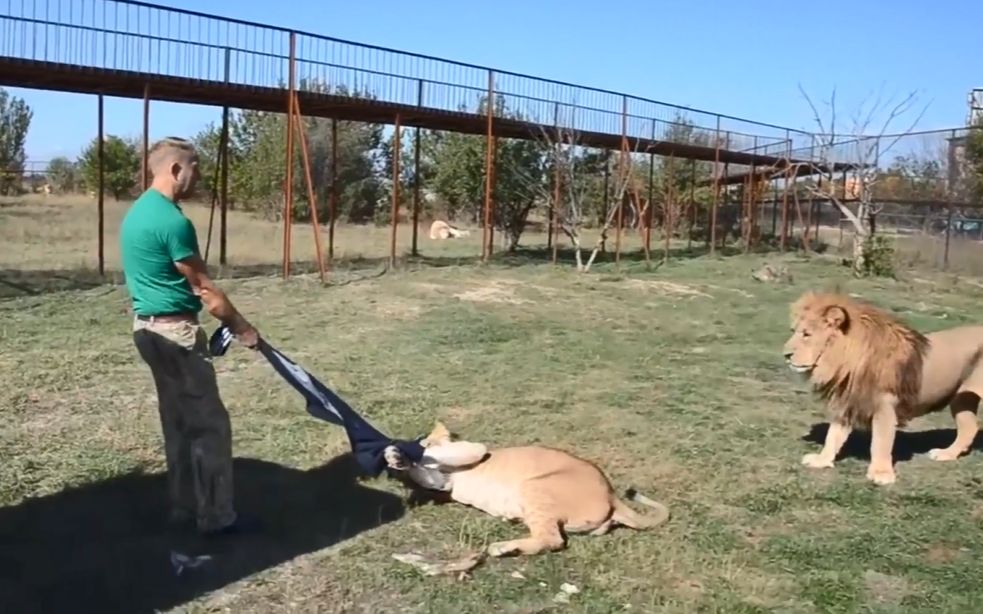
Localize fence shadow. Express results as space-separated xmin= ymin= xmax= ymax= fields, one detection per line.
xmin=0 ymin=454 xmax=405 ymax=613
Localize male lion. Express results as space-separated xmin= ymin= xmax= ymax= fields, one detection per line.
xmin=784 ymin=290 xmax=983 ymax=485
xmin=384 ymin=422 xmax=670 ymax=557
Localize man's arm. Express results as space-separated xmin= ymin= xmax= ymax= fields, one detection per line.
xmin=162 ymin=216 xmax=259 ymax=347
xmin=174 ymin=254 xmax=259 ymax=347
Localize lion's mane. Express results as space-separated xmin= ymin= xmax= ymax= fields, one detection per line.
xmin=791 ymin=291 xmax=929 ymax=427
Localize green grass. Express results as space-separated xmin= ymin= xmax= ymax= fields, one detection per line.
xmin=5 ymin=217 xmax=983 ymax=611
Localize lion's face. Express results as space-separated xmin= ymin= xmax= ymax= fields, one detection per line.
xmin=421 ymin=421 xmax=453 ymax=447
xmin=783 ymin=304 xmax=848 ymax=375
xmin=419 ymin=421 xmax=488 ymax=469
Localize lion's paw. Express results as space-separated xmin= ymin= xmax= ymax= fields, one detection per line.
xmin=928 ymin=447 xmax=961 ymax=462
xmin=486 ymin=541 xmax=519 ymax=558
xmin=384 ymin=445 xmax=408 ymax=470
xmin=801 ymin=453 xmax=834 ymax=469
xmin=866 ymin=465 xmax=896 ymax=485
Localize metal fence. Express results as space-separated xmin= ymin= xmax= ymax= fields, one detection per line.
xmin=2 ymin=0 xmax=982 ymax=287
xmin=0 ymin=0 xmax=811 ymax=153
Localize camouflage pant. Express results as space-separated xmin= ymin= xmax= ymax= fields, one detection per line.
xmin=132 ymin=316 xmax=236 ymax=533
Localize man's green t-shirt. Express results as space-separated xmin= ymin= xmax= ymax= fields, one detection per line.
xmin=119 ymin=188 xmax=203 ymax=316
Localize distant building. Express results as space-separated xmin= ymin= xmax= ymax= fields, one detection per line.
xmin=947 ymin=133 xmax=970 ymax=200
xmin=969 ymin=88 xmax=983 ymax=126
xmin=942 ymin=89 xmax=983 ymax=200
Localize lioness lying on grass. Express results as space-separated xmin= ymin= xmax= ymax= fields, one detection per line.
xmin=384 ymin=421 xmax=670 ymax=557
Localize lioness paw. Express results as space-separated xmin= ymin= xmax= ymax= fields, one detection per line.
xmin=384 ymin=445 xmax=408 ymax=470
xmin=801 ymin=453 xmax=834 ymax=469
xmin=928 ymin=447 xmax=962 ymax=462
xmin=866 ymin=465 xmax=896 ymax=485
xmin=486 ymin=541 xmax=519 ymax=558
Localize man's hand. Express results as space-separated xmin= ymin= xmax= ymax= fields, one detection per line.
xmin=198 ymin=287 xmax=261 ymax=349
xmin=234 ymin=322 xmax=260 ymax=349
xmin=175 ymin=254 xmax=259 ymax=348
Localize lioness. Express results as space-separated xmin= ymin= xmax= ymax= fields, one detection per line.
xmin=384 ymin=422 xmax=670 ymax=557
xmin=784 ymin=290 xmax=983 ymax=485
xmin=429 ymin=220 xmax=470 ymax=240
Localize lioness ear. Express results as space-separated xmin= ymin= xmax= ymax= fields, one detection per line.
xmin=424 ymin=421 xmax=452 ymax=445
xmin=822 ymin=305 xmax=848 ymax=331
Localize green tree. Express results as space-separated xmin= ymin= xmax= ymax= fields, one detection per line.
xmin=876 ymin=152 xmax=946 ymax=201
xmin=301 ymin=112 xmax=384 ymax=224
xmin=46 ymin=156 xmax=78 ymax=193
xmin=191 ymin=120 xmax=226 ymax=201
xmin=429 ymin=96 xmax=548 ymax=250
xmin=378 ymin=126 xmax=442 ymax=225
xmin=77 ymin=135 xmax=140 ymax=200
xmin=0 ymin=87 xmax=32 ymax=195
xmin=430 ymin=131 xmax=484 ymax=222
xmin=224 ymin=83 xmax=385 ymax=223
xmin=964 ymin=119 xmax=983 ymax=202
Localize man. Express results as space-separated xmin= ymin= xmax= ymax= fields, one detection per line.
xmin=119 ymin=136 xmax=260 ymax=537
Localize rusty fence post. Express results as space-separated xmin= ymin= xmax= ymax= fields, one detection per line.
xmin=282 ymin=31 xmax=297 ymax=279
xmin=943 ymin=205 xmax=952 ymax=270
xmin=615 ymin=94 xmax=628 ymax=264
xmin=745 ymin=135 xmax=758 ymax=253
xmin=721 ymin=132 xmax=731 ymax=251
xmin=97 ymin=93 xmax=105 ymax=276
xmin=780 ymin=132 xmax=791 ymax=252
xmin=141 ymin=84 xmax=150 ymax=190
xmin=219 ymin=105 xmax=230 ymax=266
xmin=664 ymin=154 xmax=674 ymax=264
xmin=220 ymin=46 xmax=231 ymax=266
xmin=482 ymin=70 xmax=496 ymax=261
xmin=291 ymin=93 xmax=327 ymax=283
xmin=710 ymin=116 xmax=721 ymax=255
xmin=329 ymin=117 xmax=337 ymax=261
xmin=809 ymin=138 xmax=818 ymax=239
xmin=646 ymin=118 xmax=655 ymax=259
xmin=551 ymin=103 xmax=561 ymax=264
xmin=412 ymin=79 xmax=424 ymax=257
xmin=688 ymin=158 xmax=695 ymax=251
xmin=390 ymin=113 xmax=402 ymax=268
xmin=771 ymin=178 xmax=779 ymax=237
xmin=549 ymin=101 xmax=559 ymax=258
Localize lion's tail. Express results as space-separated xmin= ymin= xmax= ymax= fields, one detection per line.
xmin=611 ymin=487 xmax=670 ymax=530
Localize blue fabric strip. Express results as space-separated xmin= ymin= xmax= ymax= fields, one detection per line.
xmin=209 ymin=325 xmax=425 ymax=476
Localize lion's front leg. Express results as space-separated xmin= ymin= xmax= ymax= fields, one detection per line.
xmin=866 ymin=396 xmax=898 ymax=485
xmin=384 ymin=445 xmax=410 ymax=471
xmin=802 ymin=420 xmax=852 ymax=469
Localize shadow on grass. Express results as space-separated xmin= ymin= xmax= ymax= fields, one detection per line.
xmin=0 ymin=454 xmax=405 ymax=613
xmin=803 ymin=420 xmax=983 ymax=464
xmin=0 ymin=238 xmax=813 ymax=299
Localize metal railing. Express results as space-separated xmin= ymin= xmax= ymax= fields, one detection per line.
xmin=1 ymin=0 xmax=815 ymax=158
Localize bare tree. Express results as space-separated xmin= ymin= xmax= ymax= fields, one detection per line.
xmin=786 ymin=84 xmax=930 ymax=275
xmin=528 ymin=118 xmax=644 ymax=272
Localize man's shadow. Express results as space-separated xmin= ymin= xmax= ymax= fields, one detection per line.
xmin=802 ymin=420 xmax=983 ymax=463
xmin=0 ymin=454 xmax=406 ymax=613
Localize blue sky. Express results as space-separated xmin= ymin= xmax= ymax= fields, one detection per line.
xmin=5 ymin=0 xmax=981 ymax=163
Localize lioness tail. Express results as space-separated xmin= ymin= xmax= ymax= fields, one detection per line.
xmin=611 ymin=487 xmax=670 ymax=530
